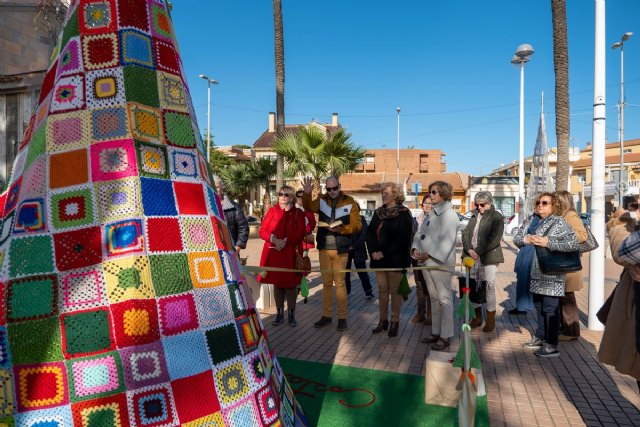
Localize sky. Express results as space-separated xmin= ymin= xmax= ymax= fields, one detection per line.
xmin=171 ymin=0 xmax=640 ymax=177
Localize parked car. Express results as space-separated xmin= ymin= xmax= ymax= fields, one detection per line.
xmin=504 ymin=213 xmax=520 ymax=236
xmin=361 ymin=209 xmax=374 ymax=223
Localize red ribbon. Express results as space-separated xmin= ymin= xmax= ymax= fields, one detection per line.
xmin=462 ymin=287 xmax=470 ymax=293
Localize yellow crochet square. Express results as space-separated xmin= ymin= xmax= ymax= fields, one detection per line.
xmin=180 ymin=217 xmax=216 ymax=252
xmin=103 ymin=256 xmax=155 ymax=303
xmin=187 ymin=251 xmax=225 ymax=288
xmin=123 ymin=308 xmax=150 ymax=336
xmin=45 ymin=110 xmax=91 ymax=152
xmin=158 ymin=71 xmax=188 ymax=112
xmin=127 ymin=102 xmax=164 ymax=144
xmin=182 ymin=412 xmax=225 ymax=427
xmin=0 ymin=370 xmax=14 ymax=415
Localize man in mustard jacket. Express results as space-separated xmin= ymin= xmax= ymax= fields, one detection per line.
xmin=302 ymin=176 xmax=362 ymax=331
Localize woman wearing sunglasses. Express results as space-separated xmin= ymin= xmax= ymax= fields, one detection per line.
xmin=514 ymin=192 xmax=579 ymax=358
xmin=412 ymin=181 xmax=461 ymax=351
xmin=258 ymin=186 xmax=307 ymax=326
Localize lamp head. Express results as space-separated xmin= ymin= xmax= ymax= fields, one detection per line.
xmin=515 ymin=43 xmax=534 ymax=59
xmin=612 ymin=41 xmax=623 ymax=49
xmin=396 ymin=107 xmax=401 ymax=113
xmin=199 ymin=74 xmax=208 ymax=80
xmin=622 ymin=32 xmax=633 ymax=41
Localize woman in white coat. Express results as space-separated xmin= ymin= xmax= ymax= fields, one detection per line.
xmin=412 ymin=181 xmax=460 ymax=351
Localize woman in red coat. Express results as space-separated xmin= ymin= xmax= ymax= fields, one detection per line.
xmin=295 ymin=190 xmax=317 ymax=253
xmin=258 ymin=185 xmax=306 ymax=326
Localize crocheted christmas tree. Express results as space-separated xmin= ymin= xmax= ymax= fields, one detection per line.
xmin=0 ymin=1 xmax=306 ymax=425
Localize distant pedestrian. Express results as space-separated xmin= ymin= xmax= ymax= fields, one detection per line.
xmin=345 ymin=212 xmax=374 ymax=299
xmin=301 ymin=175 xmax=362 ymax=331
xmin=257 ymin=186 xmax=306 ymax=326
xmin=213 ymin=175 xmax=249 ymax=254
xmin=412 ymin=181 xmax=460 ymax=351
xmin=295 ymin=190 xmax=317 ymax=255
xmin=461 ymin=191 xmax=504 ymax=333
xmin=411 ymin=194 xmax=432 ymax=325
xmin=515 ymin=192 xmax=579 ymax=358
xmin=555 ymin=190 xmax=588 ymax=341
xmin=367 ymin=182 xmax=413 ymax=337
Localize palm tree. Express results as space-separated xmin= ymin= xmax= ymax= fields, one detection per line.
xmin=551 ymin=0 xmax=570 ymax=191
xmin=220 ymin=163 xmax=253 ymax=208
xmin=274 ymin=126 xmax=366 ymax=193
xmin=249 ymin=157 xmax=277 ymax=218
xmin=273 ymin=0 xmax=285 ymax=190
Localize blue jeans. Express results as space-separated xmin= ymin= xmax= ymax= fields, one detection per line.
xmin=533 ymin=294 xmax=561 ymax=346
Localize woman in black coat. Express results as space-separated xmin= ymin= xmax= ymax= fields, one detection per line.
xmin=366 ymin=182 xmax=414 ymax=337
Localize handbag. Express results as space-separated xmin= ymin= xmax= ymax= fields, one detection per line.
xmin=304 ymin=233 xmax=315 ymax=245
xmin=457 ymin=276 xmax=487 ymax=304
xmin=534 ymin=223 xmax=582 ymax=274
xmin=579 ymin=226 xmax=599 ymax=253
xmin=596 ymin=286 xmax=616 ymax=325
xmin=295 ymin=250 xmax=311 ymax=273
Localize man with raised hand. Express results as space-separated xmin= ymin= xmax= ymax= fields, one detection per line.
xmin=301 ymin=176 xmax=361 ymax=331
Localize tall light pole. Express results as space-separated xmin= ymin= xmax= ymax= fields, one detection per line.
xmin=511 ymin=44 xmax=534 ymax=221
xmin=198 ymin=74 xmax=219 ymax=161
xmin=612 ymin=32 xmax=633 ymax=206
xmin=396 ymin=106 xmax=401 ymax=184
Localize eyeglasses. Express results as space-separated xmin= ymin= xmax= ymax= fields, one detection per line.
xmin=476 ymin=203 xmax=487 ymax=208
xmin=536 ymin=200 xmax=551 ymax=206
xmin=278 ymin=192 xmax=292 ymax=198
xmin=430 ymin=190 xmax=439 ymax=195
xmin=326 ymin=185 xmax=339 ymax=192
xmin=295 ymin=194 xmax=303 ymax=198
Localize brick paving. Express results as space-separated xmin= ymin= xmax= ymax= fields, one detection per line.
xmin=242 ymin=234 xmax=640 ymax=426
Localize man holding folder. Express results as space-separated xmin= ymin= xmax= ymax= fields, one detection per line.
xmin=301 ymin=176 xmax=362 ymax=331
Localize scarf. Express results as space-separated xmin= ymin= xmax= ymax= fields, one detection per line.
xmin=221 ymin=194 xmax=235 ymax=211
xmin=376 ymin=203 xmax=409 ymax=220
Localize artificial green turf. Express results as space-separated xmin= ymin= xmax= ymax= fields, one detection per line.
xmin=279 ymin=357 xmax=489 ymax=427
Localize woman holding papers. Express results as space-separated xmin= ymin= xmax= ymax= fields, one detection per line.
xmin=366 ymin=182 xmax=413 ymax=337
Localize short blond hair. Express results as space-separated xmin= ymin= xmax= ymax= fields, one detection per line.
xmin=380 ymin=182 xmax=405 ymax=205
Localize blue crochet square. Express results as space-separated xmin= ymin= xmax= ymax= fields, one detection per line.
xmin=161 ymin=330 xmax=211 ymax=380
xmin=120 ymin=29 xmax=154 ymax=69
xmin=140 ymin=178 xmax=177 ymax=216
xmin=16 ymin=405 xmax=73 ymax=427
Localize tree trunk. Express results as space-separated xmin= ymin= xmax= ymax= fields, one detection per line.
xmin=273 ymin=0 xmax=285 ymax=190
xmin=551 ymin=0 xmax=570 ymax=191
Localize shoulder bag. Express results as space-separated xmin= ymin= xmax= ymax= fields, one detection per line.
xmin=292 ymin=211 xmax=311 ymax=274
xmin=534 ymin=222 xmax=582 ymax=274
xmin=579 ymin=226 xmax=599 ymax=253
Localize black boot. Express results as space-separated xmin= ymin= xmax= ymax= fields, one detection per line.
xmin=288 ymin=309 xmax=297 ymax=327
xmin=272 ymin=308 xmax=284 ymax=325
xmin=388 ymin=322 xmax=399 ymax=337
xmin=372 ymin=319 xmax=389 ymax=334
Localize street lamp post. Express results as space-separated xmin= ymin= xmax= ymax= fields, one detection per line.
xmin=198 ymin=74 xmax=219 ymax=161
xmin=396 ymin=106 xmax=401 ymax=185
xmin=612 ymin=32 xmax=633 ymax=206
xmin=511 ymin=44 xmax=534 ymax=221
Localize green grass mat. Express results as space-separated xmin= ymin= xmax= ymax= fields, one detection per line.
xmin=279 ymin=357 xmax=489 ymax=427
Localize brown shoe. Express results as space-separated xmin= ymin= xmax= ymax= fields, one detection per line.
xmin=558 ymin=334 xmax=578 ymax=341
xmin=410 ymin=313 xmax=425 ymax=324
xmin=431 ymin=338 xmax=450 ymax=351
xmin=482 ymin=310 xmax=496 ymax=332
xmin=421 ymin=335 xmax=440 ymax=344
xmin=470 ymin=307 xmax=483 ymax=328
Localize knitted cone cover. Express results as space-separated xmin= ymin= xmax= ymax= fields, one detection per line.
xmin=0 ymin=1 xmax=307 ymax=425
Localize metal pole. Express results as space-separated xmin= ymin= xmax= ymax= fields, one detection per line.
xmin=396 ymin=107 xmax=401 ymax=185
xmin=589 ymin=0 xmax=606 ymax=331
xmin=206 ymin=80 xmax=211 ymax=161
xmin=518 ymin=64 xmax=525 ymax=220
xmin=620 ymin=43 xmax=625 ymax=202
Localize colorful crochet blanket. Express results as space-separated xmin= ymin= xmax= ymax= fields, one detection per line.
xmin=0 ymin=1 xmax=306 ymax=426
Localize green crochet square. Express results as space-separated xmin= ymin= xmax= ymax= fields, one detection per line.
xmin=123 ymin=66 xmax=159 ymax=108
xmin=8 ymin=235 xmax=54 ymax=277
xmin=50 ymin=188 xmax=95 ymax=229
xmin=8 ymin=317 xmax=63 ymax=364
xmin=60 ymin=8 xmax=79 ymax=53
xmin=135 ymin=140 xmax=169 ymax=179
xmin=63 ymin=309 xmax=112 ymax=357
xmin=67 ymin=351 xmax=125 ymax=402
xmin=118 ymin=267 xmax=140 ymax=288
xmin=87 ymin=408 xmax=117 ymax=426
xmin=7 ymin=275 xmax=57 ymax=321
xmin=0 ymin=417 xmax=14 ymax=427
xmin=205 ymin=323 xmax=242 ymax=365
xmin=24 ymin=123 xmax=47 ymax=170
xmin=228 ymin=283 xmax=246 ymax=317
xmin=164 ymin=111 xmax=196 ymax=148
xmin=149 ymin=253 xmax=192 ymax=296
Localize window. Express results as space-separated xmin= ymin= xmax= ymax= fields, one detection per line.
xmin=5 ymin=94 xmax=19 ymax=182
xmin=624 ymin=149 xmax=632 ymax=154
xmin=365 ymin=154 xmax=375 ymax=163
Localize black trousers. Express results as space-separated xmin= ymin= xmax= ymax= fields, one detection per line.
xmin=345 ymin=252 xmax=373 ymax=296
xmin=533 ymin=294 xmax=561 ymax=346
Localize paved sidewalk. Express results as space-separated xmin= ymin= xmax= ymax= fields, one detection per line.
xmin=242 ymin=235 xmax=640 ymax=426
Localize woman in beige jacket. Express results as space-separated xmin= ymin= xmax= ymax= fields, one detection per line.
xmin=555 ymin=191 xmax=588 ymax=340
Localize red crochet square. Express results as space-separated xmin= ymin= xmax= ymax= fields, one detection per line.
xmin=117 ymin=0 xmax=149 ymax=32
xmin=111 ymin=299 xmax=160 ymax=348
xmin=72 ymin=393 xmax=130 ymax=427
xmin=38 ymin=61 xmax=58 ymax=104
xmin=0 ymin=282 xmax=5 ymax=326
xmin=173 ymin=182 xmax=206 ymax=215
xmin=15 ymin=362 xmax=69 ymax=412
xmin=211 ymin=216 xmax=232 ymax=251
xmin=53 ymin=227 xmax=103 ymax=272
xmin=154 ymin=40 xmax=180 ymax=75
xmin=146 ymin=217 xmax=183 ymax=253
xmin=79 ymin=0 xmax=117 ymax=35
xmin=171 ymin=371 xmax=220 ymax=423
